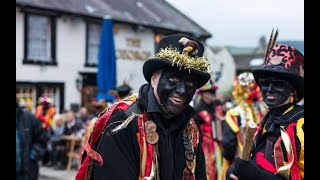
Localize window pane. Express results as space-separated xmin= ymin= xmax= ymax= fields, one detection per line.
xmin=16 ymin=86 xmax=36 ymax=112
xmin=27 ymin=14 xmax=51 ymax=62
xmin=87 ymin=23 xmax=101 ymax=65
xmin=40 ymin=87 xmax=60 ymax=114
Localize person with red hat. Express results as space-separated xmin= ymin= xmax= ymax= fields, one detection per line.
xmin=76 ymin=34 xmax=211 ymax=179
xmin=227 ymin=30 xmax=304 ymax=180
xmin=193 ymin=80 xmax=224 ymax=180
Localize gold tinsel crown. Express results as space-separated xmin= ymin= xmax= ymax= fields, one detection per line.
xmin=150 ymin=47 xmax=211 ymax=73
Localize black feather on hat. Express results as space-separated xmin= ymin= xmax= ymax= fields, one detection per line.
xmin=252 ymin=29 xmax=304 ymax=101
xmin=143 ymin=34 xmax=211 ymax=89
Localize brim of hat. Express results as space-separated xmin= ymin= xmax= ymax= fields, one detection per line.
xmin=252 ymin=67 xmax=304 ymax=101
xmin=143 ymin=58 xmax=211 ymax=89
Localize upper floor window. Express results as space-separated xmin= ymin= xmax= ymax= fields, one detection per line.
xmin=86 ymin=23 xmax=101 ymax=66
xmin=24 ymin=13 xmax=56 ymax=65
xmin=154 ymin=33 xmax=166 ymax=52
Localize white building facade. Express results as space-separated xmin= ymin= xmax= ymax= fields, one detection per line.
xmin=16 ymin=7 xmax=160 ymax=113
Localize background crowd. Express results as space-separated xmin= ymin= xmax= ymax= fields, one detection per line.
xmin=16 ymin=75 xmax=267 ymax=180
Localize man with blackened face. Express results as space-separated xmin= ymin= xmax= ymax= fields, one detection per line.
xmin=77 ymin=34 xmax=210 ymax=180
xmin=151 ymin=68 xmax=198 ymax=119
xmin=226 ymin=31 xmax=304 ymax=180
xmin=259 ymin=77 xmax=294 ymax=108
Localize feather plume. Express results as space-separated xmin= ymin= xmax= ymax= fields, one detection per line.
xmin=263 ymin=28 xmax=280 ymax=63
xmin=271 ymin=29 xmax=279 ymax=47
xmin=264 ymin=28 xmax=274 ymax=63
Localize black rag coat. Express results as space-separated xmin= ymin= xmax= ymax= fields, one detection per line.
xmin=89 ymin=84 xmax=207 ymax=180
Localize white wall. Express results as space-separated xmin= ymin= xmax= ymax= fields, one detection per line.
xmin=56 ymin=16 xmax=89 ymax=108
xmin=204 ymin=45 xmax=235 ymax=97
xmin=16 ymin=8 xmax=24 ymax=69
xmin=18 ymin=8 xmax=225 ymax=109
xmin=16 ymin=11 xmax=90 ymax=110
xmin=114 ymin=24 xmax=155 ymax=92
xmin=16 ymin=9 xmax=155 ymax=109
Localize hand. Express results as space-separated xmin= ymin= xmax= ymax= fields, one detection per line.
xmin=234 ymin=157 xmax=260 ymax=180
xmin=229 ymin=173 xmax=239 ymax=180
xmin=226 ymin=163 xmax=238 ymax=180
xmin=234 ymin=157 xmax=287 ymax=180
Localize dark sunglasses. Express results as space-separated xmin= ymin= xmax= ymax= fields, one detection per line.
xmin=259 ymin=79 xmax=290 ymax=89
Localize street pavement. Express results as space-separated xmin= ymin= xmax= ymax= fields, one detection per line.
xmin=39 ymin=166 xmax=77 ymax=180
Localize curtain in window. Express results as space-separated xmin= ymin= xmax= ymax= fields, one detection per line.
xmin=27 ymin=14 xmax=51 ymax=62
xmin=87 ymin=23 xmax=102 ymax=65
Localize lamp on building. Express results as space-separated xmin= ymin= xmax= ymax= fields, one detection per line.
xmin=76 ymin=75 xmax=83 ymax=91
xmin=155 ymin=34 xmax=161 ymax=44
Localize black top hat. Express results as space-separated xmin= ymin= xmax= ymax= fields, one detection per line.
xmin=252 ymin=44 xmax=304 ymax=101
xmin=116 ymin=85 xmax=132 ymax=98
xmin=143 ymin=34 xmax=211 ymax=89
xmin=108 ymin=84 xmax=132 ymax=98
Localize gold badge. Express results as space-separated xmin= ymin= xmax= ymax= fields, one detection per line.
xmin=145 ymin=120 xmax=157 ymax=133
xmin=182 ymin=167 xmax=194 ymax=180
xmin=269 ymin=56 xmax=282 ymax=65
xmin=146 ymin=131 xmax=159 ymax=144
xmin=186 ymin=160 xmax=195 ymax=171
xmin=185 ymin=150 xmax=194 ymax=161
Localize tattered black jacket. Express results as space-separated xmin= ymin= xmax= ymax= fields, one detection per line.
xmin=91 ymin=84 xmax=207 ymax=180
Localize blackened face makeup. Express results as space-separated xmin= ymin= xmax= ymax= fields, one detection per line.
xmin=157 ymin=68 xmax=198 ymax=118
xmin=259 ymin=77 xmax=292 ymax=108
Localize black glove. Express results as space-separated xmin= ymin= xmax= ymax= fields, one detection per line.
xmin=234 ymin=157 xmax=286 ymax=180
xmin=225 ymin=163 xmax=237 ymax=180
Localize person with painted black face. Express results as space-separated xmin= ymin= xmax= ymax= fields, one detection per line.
xmin=226 ymin=30 xmax=304 ymax=180
xmin=76 ymin=34 xmax=210 ymax=180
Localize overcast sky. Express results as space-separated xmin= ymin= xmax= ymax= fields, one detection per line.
xmin=165 ymin=0 xmax=304 ymax=47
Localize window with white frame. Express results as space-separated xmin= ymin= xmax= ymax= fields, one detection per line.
xmin=86 ymin=23 xmax=102 ymax=66
xmin=25 ymin=13 xmax=55 ymax=64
